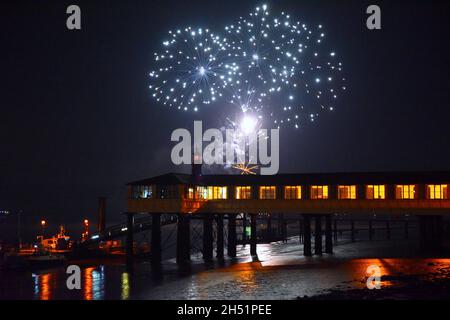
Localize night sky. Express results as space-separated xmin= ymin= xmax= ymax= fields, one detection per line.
xmin=1 ymin=0 xmax=449 ymax=241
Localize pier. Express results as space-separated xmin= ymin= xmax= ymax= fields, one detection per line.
xmin=118 ymin=170 xmax=450 ymax=270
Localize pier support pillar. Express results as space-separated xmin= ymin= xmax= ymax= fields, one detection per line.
xmin=281 ymin=214 xmax=288 ymax=243
xmin=404 ymin=220 xmax=409 ymax=239
xmin=267 ymin=214 xmax=272 ymax=242
xmin=203 ymin=215 xmax=213 ymax=262
xmin=299 ymin=220 xmax=303 ymax=244
xmin=242 ymin=214 xmax=247 ymax=246
xmin=386 ymin=220 xmax=391 ymax=240
xmin=151 ymin=213 xmax=161 ymax=267
xmin=176 ymin=214 xmax=190 ymax=265
xmin=125 ymin=212 xmax=134 ymax=271
xmin=333 ymin=219 xmax=338 ymax=242
xmin=351 ymin=220 xmax=355 ymax=242
xmin=419 ymin=215 xmax=443 ymax=252
xmin=325 ymin=215 xmax=333 ymax=254
xmin=216 ymin=214 xmax=224 ymax=259
xmin=227 ymin=214 xmax=237 ymax=258
xmin=315 ymin=216 xmax=322 ymax=255
xmin=250 ymin=214 xmax=257 ymax=256
xmin=303 ymin=215 xmax=312 ymax=256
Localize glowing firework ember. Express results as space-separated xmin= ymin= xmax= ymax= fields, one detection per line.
xmin=232 ymin=163 xmax=260 ymax=175
xmin=240 ymin=115 xmax=258 ymax=135
xmin=149 ymin=4 xmax=346 ymax=129
xmin=222 ymin=115 xmax=263 ymax=167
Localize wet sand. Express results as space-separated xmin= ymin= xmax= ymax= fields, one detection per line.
xmin=136 ymin=237 xmax=450 ymax=300
xmin=1 ymin=234 xmax=449 ymax=300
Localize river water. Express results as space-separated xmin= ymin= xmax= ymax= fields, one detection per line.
xmin=1 ymin=235 xmax=449 ymax=300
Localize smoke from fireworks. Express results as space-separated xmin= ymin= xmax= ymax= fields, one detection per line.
xmin=149 ymin=4 xmax=346 ymax=129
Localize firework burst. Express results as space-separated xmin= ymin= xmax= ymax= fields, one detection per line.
xmin=149 ymin=4 xmax=346 ymax=129
xmin=149 ymin=27 xmax=229 ymax=112
xmin=224 ymin=4 xmax=346 ymax=128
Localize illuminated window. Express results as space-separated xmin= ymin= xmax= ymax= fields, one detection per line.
xmin=284 ymin=186 xmax=302 ymax=199
xmin=235 ymin=186 xmax=252 ymax=199
xmin=338 ymin=185 xmax=357 ymax=199
xmin=260 ymin=186 xmax=276 ymax=199
xmin=366 ymin=185 xmax=386 ymax=199
xmin=311 ymin=186 xmax=328 ymax=199
xmin=132 ymin=186 xmax=153 ymax=199
xmin=427 ymin=184 xmax=448 ymax=199
xmin=395 ymin=185 xmax=416 ymax=199
xmin=196 ymin=186 xmax=208 ymax=199
xmin=187 ymin=187 xmax=194 ymax=199
xmin=196 ymin=186 xmax=227 ymax=199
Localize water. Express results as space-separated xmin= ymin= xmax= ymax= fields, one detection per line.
xmin=1 ymin=236 xmax=449 ymax=300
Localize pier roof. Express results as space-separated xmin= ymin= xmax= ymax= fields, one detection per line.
xmin=127 ymin=171 xmax=450 ymax=186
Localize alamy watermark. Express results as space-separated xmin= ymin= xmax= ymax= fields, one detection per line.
xmin=366 ymin=264 xmax=382 ymax=289
xmin=366 ymin=5 xmax=381 ymax=30
xmin=66 ymin=264 xmax=81 ymax=290
xmin=66 ymin=5 xmax=81 ymax=30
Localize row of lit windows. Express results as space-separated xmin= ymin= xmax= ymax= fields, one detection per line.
xmin=184 ymin=184 xmax=448 ymax=200
xmin=135 ymin=184 xmax=448 ymax=200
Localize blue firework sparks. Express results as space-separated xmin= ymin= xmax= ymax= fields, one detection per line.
xmin=149 ymin=27 xmax=229 ymax=111
xmin=149 ymin=4 xmax=346 ymax=129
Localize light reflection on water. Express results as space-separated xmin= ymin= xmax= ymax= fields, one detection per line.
xmin=121 ymin=272 xmax=130 ymax=300
xmin=83 ymin=266 xmax=105 ymax=300
xmin=22 ymin=257 xmax=450 ymax=300
xmin=33 ymin=273 xmax=54 ymax=300
xmin=177 ymin=258 xmax=450 ymax=299
xmin=31 ymin=266 xmax=106 ymax=300
xmin=326 ymin=258 xmax=450 ymax=289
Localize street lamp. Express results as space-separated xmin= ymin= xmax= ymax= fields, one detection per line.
xmin=40 ymin=220 xmax=47 ymax=237
xmin=82 ymin=219 xmax=90 ymax=241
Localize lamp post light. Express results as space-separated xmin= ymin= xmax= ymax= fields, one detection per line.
xmin=40 ymin=220 xmax=47 ymax=238
xmin=82 ymin=219 xmax=89 ymax=241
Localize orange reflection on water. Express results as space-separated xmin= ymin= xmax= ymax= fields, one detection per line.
xmin=219 ymin=262 xmax=260 ymax=295
xmin=234 ymin=269 xmax=258 ymax=294
xmin=342 ymin=259 xmax=396 ymax=288
xmin=33 ymin=272 xmax=54 ymax=300
xmin=83 ymin=266 xmax=105 ymax=300
xmin=191 ymin=261 xmax=261 ymax=299
xmin=39 ymin=273 xmax=53 ymax=300
xmin=343 ymin=258 xmax=450 ymax=289
xmin=84 ymin=267 xmax=95 ymax=300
